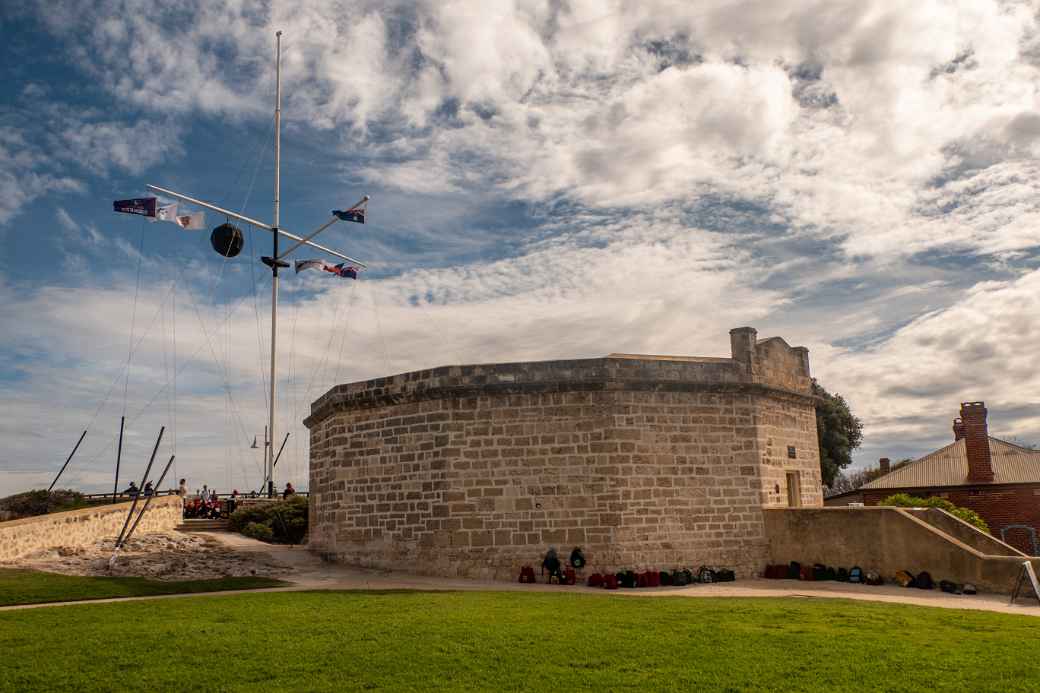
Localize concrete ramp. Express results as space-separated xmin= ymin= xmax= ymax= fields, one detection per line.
xmin=764 ymin=507 xmax=1040 ymax=594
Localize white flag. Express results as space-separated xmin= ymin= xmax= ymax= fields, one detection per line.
xmin=174 ymin=212 xmax=205 ymax=230
xmin=155 ymin=203 xmax=178 ymax=222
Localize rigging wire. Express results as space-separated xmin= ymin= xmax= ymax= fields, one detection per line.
xmin=121 ymin=216 xmax=147 ymax=417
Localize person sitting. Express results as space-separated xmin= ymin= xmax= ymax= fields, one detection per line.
xmin=282 ymin=482 xmax=296 ymax=499
xmin=143 ymin=481 xmax=154 ymax=497
xmin=123 ymin=481 xmax=139 ymax=498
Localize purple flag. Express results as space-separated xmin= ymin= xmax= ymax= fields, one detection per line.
xmin=113 ymin=197 xmax=157 ymax=217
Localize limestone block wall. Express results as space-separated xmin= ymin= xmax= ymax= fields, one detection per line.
xmin=306 ymin=329 xmax=821 ymax=581
xmin=0 ymin=495 xmax=181 ymax=562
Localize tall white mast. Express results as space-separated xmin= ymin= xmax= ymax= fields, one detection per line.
xmin=268 ymin=30 xmax=283 ymax=497
xmin=145 ymin=30 xmax=368 ymax=499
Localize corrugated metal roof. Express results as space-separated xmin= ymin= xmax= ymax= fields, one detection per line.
xmin=862 ymin=437 xmax=1040 ymax=490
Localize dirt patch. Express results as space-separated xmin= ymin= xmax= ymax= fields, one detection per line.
xmin=2 ymin=532 xmax=292 ymax=581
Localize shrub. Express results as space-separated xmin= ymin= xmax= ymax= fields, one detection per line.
xmin=0 ymin=489 xmax=91 ymax=520
xmin=242 ymin=521 xmax=274 ymax=542
xmin=229 ymin=495 xmax=308 ymax=544
xmin=881 ymin=493 xmax=990 ymax=533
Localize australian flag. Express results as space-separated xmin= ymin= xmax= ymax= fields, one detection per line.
xmin=333 ymin=264 xmax=359 ymax=279
xmin=113 ymin=197 xmax=157 ymax=217
xmin=332 ymin=208 xmax=365 ymax=224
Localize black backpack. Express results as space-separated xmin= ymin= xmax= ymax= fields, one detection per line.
xmin=824 ymin=566 xmax=837 ymax=581
xmin=714 ymin=568 xmax=735 ymax=582
xmin=836 ymin=567 xmax=849 ymax=582
xmin=939 ymin=580 xmax=961 ymax=594
xmin=671 ymin=569 xmax=689 ymax=587
xmin=659 ymin=570 xmax=672 ymax=586
xmin=812 ymin=564 xmax=827 ymax=581
xmin=786 ymin=561 xmax=801 ymax=580
xmin=697 ymin=566 xmax=716 ymax=583
xmin=542 ymin=549 xmax=562 ymax=581
xmin=569 ymin=547 xmax=586 ymax=569
xmin=617 ymin=570 xmax=637 ymax=588
xmin=915 ymin=571 xmax=934 ymax=590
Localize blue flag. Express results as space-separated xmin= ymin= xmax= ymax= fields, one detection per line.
xmin=332 ymin=208 xmax=365 ymax=224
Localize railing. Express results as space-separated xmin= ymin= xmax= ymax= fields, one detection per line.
xmin=81 ymin=491 xmax=308 ymax=501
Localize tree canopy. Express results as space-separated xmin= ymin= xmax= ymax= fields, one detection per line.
xmin=812 ymin=380 xmax=864 ymax=488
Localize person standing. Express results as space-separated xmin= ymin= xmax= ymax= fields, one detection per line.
xmin=177 ymin=478 xmax=188 ymax=498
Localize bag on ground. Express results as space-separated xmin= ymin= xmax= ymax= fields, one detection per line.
xmin=848 ymin=566 xmax=863 ymax=583
xmin=915 ymin=571 xmax=934 ymax=590
xmin=894 ymin=570 xmax=916 ymax=588
xmin=587 ymin=573 xmax=604 ymax=588
xmin=519 ymin=566 xmax=536 ymax=583
xmin=786 ymin=561 xmax=801 ymax=580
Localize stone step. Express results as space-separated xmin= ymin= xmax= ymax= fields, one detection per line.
xmin=175 ymin=519 xmax=230 ymax=532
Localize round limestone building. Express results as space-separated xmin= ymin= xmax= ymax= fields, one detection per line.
xmin=304 ymin=327 xmax=823 ymax=580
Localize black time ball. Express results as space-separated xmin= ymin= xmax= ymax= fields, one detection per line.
xmin=210 ymin=223 xmax=244 ymax=258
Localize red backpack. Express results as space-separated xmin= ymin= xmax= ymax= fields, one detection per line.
xmin=518 ymin=566 xmax=536 ymax=583
xmin=562 ymin=568 xmax=576 ymax=585
xmin=587 ymin=573 xmax=604 ymax=587
xmin=602 ymin=574 xmax=619 ymax=589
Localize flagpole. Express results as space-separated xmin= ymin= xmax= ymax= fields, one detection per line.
xmin=268 ymin=30 xmax=282 ymax=499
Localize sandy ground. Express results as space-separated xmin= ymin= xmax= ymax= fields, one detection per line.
xmin=3 ymin=529 xmax=1038 ymax=616
xmin=3 ymin=532 xmax=291 ymax=581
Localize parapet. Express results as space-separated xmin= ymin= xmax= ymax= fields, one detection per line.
xmin=305 ymin=327 xmax=812 ymax=427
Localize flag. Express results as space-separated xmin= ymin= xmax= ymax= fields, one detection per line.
xmin=155 ymin=203 xmax=178 ymax=222
xmin=332 ymin=264 xmax=358 ymax=279
xmin=113 ymin=197 xmax=157 ymax=217
xmin=295 ymin=259 xmax=359 ymax=279
xmin=332 ymin=208 xmax=365 ymax=224
xmin=295 ymin=259 xmax=327 ymax=273
xmin=174 ymin=212 xmax=205 ymax=230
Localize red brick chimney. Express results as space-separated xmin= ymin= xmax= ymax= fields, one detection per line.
xmin=952 ymin=418 xmax=965 ymax=441
xmin=960 ymin=402 xmax=993 ymax=483
xmin=879 ymin=458 xmax=890 ymax=474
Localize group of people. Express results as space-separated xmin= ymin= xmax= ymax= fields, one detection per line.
xmin=119 ymin=478 xmax=298 ymax=516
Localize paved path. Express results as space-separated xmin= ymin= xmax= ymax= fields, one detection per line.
xmin=3 ymin=531 xmax=1038 ymax=616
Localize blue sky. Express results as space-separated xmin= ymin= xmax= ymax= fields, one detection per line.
xmin=1 ymin=1 xmax=1039 ymax=496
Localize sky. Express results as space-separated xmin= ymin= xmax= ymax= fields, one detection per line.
xmin=1 ymin=0 xmax=1039 ymax=497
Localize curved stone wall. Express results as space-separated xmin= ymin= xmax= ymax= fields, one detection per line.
xmin=305 ymin=329 xmax=821 ymax=580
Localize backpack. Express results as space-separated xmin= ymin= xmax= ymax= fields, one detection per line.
xmin=519 ymin=566 xmax=536 ymax=583
xmin=786 ymin=561 xmax=801 ymax=580
xmin=602 ymin=573 xmax=619 ymax=589
xmin=563 ymin=568 xmax=576 ymax=585
xmin=799 ymin=565 xmax=814 ymax=581
xmin=671 ymin=569 xmax=690 ymax=587
xmin=824 ymin=566 xmax=837 ymax=581
xmin=848 ymin=566 xmax=863 ymax=583
xmin=812 ymin=564 xmax=827 ymax=581
xmin=865 ymin=571 xmax=883 ymax=586
xmin=618 ymin=571 xmax=637 ymax=588
xmin=894 ymin=570 xmax=916 ymax=588
xmin=659 ymin=570 xmax=672 ymax=586
xmin=915 ymin=571 xmax=934 ymax=590
xmin=836 ymin=567 xmax=849 ymax=582
xmin=939 ymin=580 xmax=961 ymax=594
xmin=542 ymin=548 xmax=562 ymax=582
xmin=637 ymin=572 xmax=650 ymax=588
xmin=569 ymin=547 xmax=586 ymax=569
xmin=963 ymin=583 xmax=977 ymax=595
xmin=714 ymin=568 xmax=735 ymax=582
xmin=698 ymin=566 xmax=716 ymax=584
xmin=587 ymin=573 xmax=604 ymax=588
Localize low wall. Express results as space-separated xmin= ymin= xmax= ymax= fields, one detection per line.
xmin=764 ymin=507 xmax=1040 ymax=594
xmin=0 ymin=495 xmax=181 ymax=562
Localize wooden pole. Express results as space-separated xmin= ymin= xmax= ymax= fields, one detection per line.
xmin=112 ymin=416 xmax=125 ymax=503
xmin=121 ymin=454 xmax=175 ymax=547
xmin=114 ymin=426 xmax=163 ymax=549
xmin=48 ymin=430 xmax=87 ymax=492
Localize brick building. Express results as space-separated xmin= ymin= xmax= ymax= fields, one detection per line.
xmin=304 ymin=327 xmax=822 ymax=580
xmin=828 ymin=402 xmax=1040 ymax=555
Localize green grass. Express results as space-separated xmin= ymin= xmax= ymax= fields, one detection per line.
xmin=1 ymin=591 xmax=1038 ymax=691
xmin=0 ymin=568 xmax=288 ymax=607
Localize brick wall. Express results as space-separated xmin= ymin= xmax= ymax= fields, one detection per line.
xmin=307 ymin=334 xmax=821 ymax=581
xmin=861 ymin=485 xmax=1040 ymax=555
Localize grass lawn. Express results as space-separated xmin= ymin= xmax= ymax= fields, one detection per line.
xmin=0 ymin=568 xmax=288 ymax=607
xmin=1 ymin=592 xmax=1038 ymax=691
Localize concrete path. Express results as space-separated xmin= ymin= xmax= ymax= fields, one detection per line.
xmin=3 ymin=531 xmax=1038 ymax=617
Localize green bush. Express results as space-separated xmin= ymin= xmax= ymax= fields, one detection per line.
xmin=242 ymin=522 xmax=274 ymax=542
xmin=881 ymin=493 xmax=990 ymax=533
xmin=229 ymin=495 xmax=308 ymax=544
xmin=0 ymin=489 xmax=91 ymax=520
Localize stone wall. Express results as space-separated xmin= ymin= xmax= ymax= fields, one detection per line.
xmin=306 ymin=328 xmax=820 ymax=581
xmin=0 ymin=495 xmax=181 ymax=562
xmin=764 ymin=507 xmax=1039 ymax=594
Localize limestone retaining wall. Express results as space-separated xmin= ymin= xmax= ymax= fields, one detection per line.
xmin=764 ymin=507 xmax=1040 ymax=594
xmin=0 ymin=495 xmax=181 ymax=562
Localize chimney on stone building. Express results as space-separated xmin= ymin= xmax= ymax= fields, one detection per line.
xmin=879 ymin=457 xmax=890 ymax=475
xmin=953 ymin=418 xmax=965 ymax=441
xmin=960 ymin=401 xmax=994 ymax=483
xmin=729 ymin=326 xmax=758 ymax=377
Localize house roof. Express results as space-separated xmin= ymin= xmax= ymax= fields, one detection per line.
xmin=861 ymin=437 xmax=1040 ymax=490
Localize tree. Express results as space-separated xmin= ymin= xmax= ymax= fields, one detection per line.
xmin=812 ymin=379 xmax=864 ymax=488
xmin=881 ymin=493 xmax=989 ymax=533
xmin=827 ymin=459 xmax=911 ymax=496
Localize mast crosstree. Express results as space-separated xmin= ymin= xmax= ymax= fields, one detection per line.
xmin=146 ymin=31 xmax=368 ymax=496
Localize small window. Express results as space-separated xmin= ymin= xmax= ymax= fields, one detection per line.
xmin=787 ymin=446 xmax=797 ymax=459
